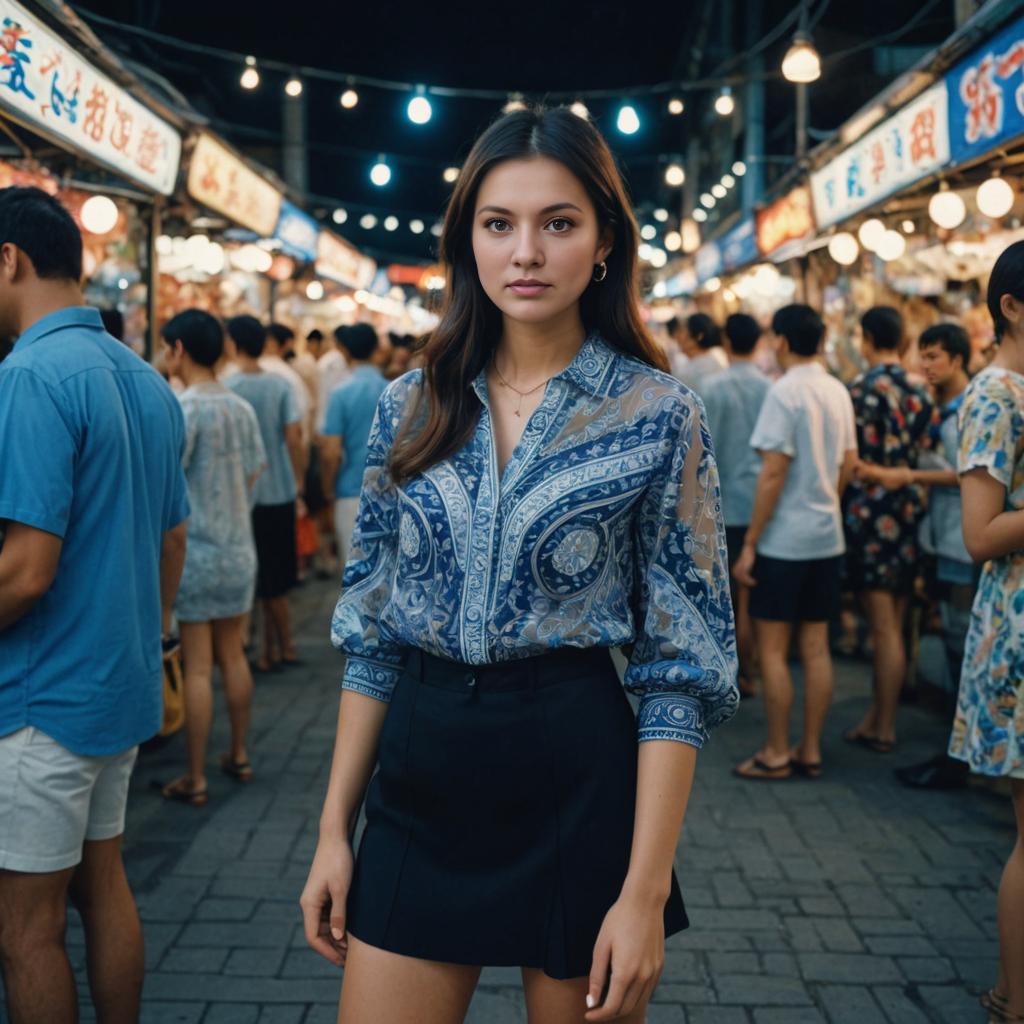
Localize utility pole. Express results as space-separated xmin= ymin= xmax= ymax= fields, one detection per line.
xmin=742 ymin=0 xmax=765 ymax=214
xmin=283 ymin=90 xmax=308 ymax=199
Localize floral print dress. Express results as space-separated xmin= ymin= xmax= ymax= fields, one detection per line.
xmin=843 ymin=363 xmax=938 ymax=592
xmin=948 ymin=367 xmax=1024 ymax=778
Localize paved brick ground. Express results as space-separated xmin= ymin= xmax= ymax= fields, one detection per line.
xmin=50 ymin=579 xmax=1013 ymax=1023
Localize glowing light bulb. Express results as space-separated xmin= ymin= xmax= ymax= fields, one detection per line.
xmin=782 ymin=33 xmax=821 ymax=83
xmin=665 ymin=164 xmax=685 ymax=187
xmin=668 ymin=98 xmax=684 ymax=115
xmin=570 ymin=101 xmax=590 ymax=119
xmin=664 ymin=231 xmax=682 ymax=252
xmin=240 ymin=57 xmax=260 ymax=90
xmin=370 ymin=160 xmax=391 ymax=187
xmin=332 ymin=208 xmax=348 ymax=225
xmin=443 ymin=166 xmax=460 ymax=183
xmin=732 ymin=161 xmax=747 ymax=176
xmin=712 ymin=184 xmax=727 ymax=199
xmin=857 ymin=218 xmax=886 ymax=252
xmin=306 ymin=281 xmax=324 ymax=301
xmin=976 ymin=176 xmax=1014 ymax=219
xmin=407 ymin=92 xmax=432 ymax=125
xmin=340 ymin=88 xmax=359 ymax=109
xmin=359 ymin=213 xmax=377 ymax=229
xmin=828 ymin=232 xmax=859 ymax=266
xmin=928 ymin=189 xmax=966 ymax=230
xmin=714 ymin=88 xmax=734 ymax=116
xmin=876 ymin=230 xmax=907 ymax=262
xmin=641 ymin=224 xmax=657 ymax=241
xmin=384 ymin=216 xmax=399 ymax=232
xmin=617 ymin=105 xmax=640 ymax=134
xmin=409 ymin=219 xmax=425 ymax=234
xmin=81 ymin=194 xmax=118 ymax=234
xmin=285 ymin=77 xmax=303 ymax=98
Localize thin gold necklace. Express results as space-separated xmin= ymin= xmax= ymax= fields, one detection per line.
xmin=491 ymin=358 xmax=552 ymax=417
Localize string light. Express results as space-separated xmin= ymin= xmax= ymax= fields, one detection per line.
xmin=409 ymin=219 xmax=425 ymax=234
xmin=781 ymin=32 xmax=821 ymax=83
xmin=443 ymin=166 xmax=460 ymax=183
xmin=977 ymin=175 xmax=1014 ymax=218
xmin=721 ymin=173 xmax=736 ymax=188
xmin=641 ymin=224 xmax=657 ymax=240
xmin=340 ymin=88 xmax=359 ymax=108
xmin=81 ymin=195 xmax=119 ymax=234
xmin=407 ymin=86 xmax=432 ymax=124
xmin=732 ymin=161 xmax=747 ymax=176
xmin=876 ymin=230 xmax=906 ymax=262
xmin=700 ymin=192 xmax=716 ymax=208
xmin=384 ymin=215 xmax=399 ymax=231
xmin=306 ymin=281 xmax=324 ymax=300
xmin=617 ymin=104 xmax=640 ymax=134
xmin=285 ymin=76 xmax=303 ymax=98
xmin=332 ymin=208 xmax=348 ymax=224
xmin=570 ymin=101 xmax=590 ymax=119
xmin=711 ymin=183 xmax=727 ymax=199
xmin=503 ymin=93 xmax=527 ymax=113
xmin=668 ymin=98 xmax=684 ymax=115
xmin=370 ymin=157 xmax=391 ymax=187
xmin=654 ymin=208 xmax=669 ymax=222
xmin=664 ymin=230 xmax=682 ymax=252
xmin=714 ymin=87 xmax=734 ymax=116
xmin=928 ymin=184 xmax=966 ymax=229
xmin=240 ymin=56 xmax=259 ymax=90
xmin=665 ymin=164 xmax=685 ymax=187
xmin=430 ymin=222 xmax=443 ymax=237
xmin=360 ymin=213 xmax=378 ymax=229
xmin=693 ymin=208 xmax=708 ymax=223
xmin=857 ymin=218 xmax=886 ymax=251
xmin=827 ymin=232 xmax=859 ymax=265
xmin=649 ymin=248 xmax=667 ymax=268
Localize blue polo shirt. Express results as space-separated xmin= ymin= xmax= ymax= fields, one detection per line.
xmin=322 ymin=364 xmax=389 ymax=499
xmin=0 ymin=307 xmax=189 ymax=756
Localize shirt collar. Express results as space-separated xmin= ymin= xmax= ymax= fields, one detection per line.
xmin=785 ymin=360 xmax=825 ymax=377
xmin=471 ymin=331 xmax=615 ymax=404
xmin=13 ymin=305 xmax=103 ymax=352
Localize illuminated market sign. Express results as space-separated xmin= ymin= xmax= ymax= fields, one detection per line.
xmin=945 ymin=13 xmax=1024 ymax=165
xmin=694 ymin=240 xmax=722 ymax=283
xmin=316 ymin=229 xmax=376 ymax=289
xmin=0 ymin=0 xmax=181 ymax=193
xmin=721 ymin=218 xmax=758 ymax=272
xmin=810 ymin=83 xmax=949 ymax=229
xmin=187 ymin=132 xmax=282 ymax=236
xmin=274 ymin=199 xmax=319 ymax=262
xmin=756 ymin=185 xmax=815 ymax=257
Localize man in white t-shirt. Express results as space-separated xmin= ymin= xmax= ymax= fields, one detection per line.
xmin=317 ymin=327 xmax=352 ymax=433
xmin=260 ymin=323 xmax=312 ymax=449
xmin=731 ymin=304 xmax=858 ymax=782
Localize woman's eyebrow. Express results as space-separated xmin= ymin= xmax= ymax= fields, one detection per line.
xmin=477 ymin=202 xmax=584 ymax=216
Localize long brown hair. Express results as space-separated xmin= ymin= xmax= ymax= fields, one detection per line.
xmin=390 ymin=106 xmax=667 ymax=484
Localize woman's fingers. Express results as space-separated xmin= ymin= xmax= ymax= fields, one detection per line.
xmin=299 ymin=883 xmax=344 ymax=966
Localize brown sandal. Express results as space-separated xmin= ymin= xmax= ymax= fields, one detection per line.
xmin=156 ymin=777 xmax=209 ymax=807
xmin=220 ymin=754 xmax=254 ymax=782
xmin=733 ymin=756 xmax=793 ymax=781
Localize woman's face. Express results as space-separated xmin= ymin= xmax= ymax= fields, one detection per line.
xmin=472 ymin=156 xmax=610 ymax=326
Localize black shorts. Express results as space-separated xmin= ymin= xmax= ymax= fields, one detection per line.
xmin=747 ymin=553 xmax=842 ymax=623
xmin=252 ymin=500 xmax=297 ymax=599
xmin=345 ymin=645 xmax=688 ymax=979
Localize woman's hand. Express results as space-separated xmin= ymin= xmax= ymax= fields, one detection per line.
xmin=585 ymin=892 xmax=665 ymax=1021
xmin=299 ymin=834 xmax=354 ymax=967
xmin=732 ymin=542 xmax=757 ymax=588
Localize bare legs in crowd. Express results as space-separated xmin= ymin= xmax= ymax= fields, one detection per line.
xmin=163 ymin=614 xmax=255 ymax=803
xmin=0 ymin=836 xmax=144 ymax=1024
xmin=994 ymin=781 xmax=1024 ymax=1019
xmin=846 ymin=590 xmax=907 ymax=751
xmin=261 ymin=596 xmax=298 ymax=669
xmin=756 ymin=620 xmax=833 ymax=772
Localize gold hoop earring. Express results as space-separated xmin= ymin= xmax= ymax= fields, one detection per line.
xmin=592 ymin=261 xmax=608 ymax=282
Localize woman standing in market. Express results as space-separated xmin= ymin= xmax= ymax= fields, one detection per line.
xmin=300 ymin=106 xmax=738 ymax=1024
xmin=159 ymin=310 xmax=266 ymax=805
xmin=948 ymin=241 xmax=1024 ymax=1024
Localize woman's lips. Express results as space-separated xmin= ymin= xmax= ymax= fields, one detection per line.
xmin=508 ymin=282 xmax=550 ymax=297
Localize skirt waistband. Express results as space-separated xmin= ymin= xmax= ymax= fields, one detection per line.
xmin=406 ymin=645 xmax=614 ymax=693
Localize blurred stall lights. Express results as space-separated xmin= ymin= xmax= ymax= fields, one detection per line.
xmin=617 ymin=104 xmax=640 ymax=135
xmin=714 ymin=87 xmax=734 ymax=116
xmin=664 ymin=230 xmax=682 ymax=252
xmin=640 ymin=224 xmax=657 ymax=240
xmin=705 ymin=276 xmax=722 ymax=292
xmin=976 ymin=175 xmax=1014 ymax=219
xmin=929 ymin=185 xmax=966 ymax=229
xmin=425 ymin=274 xmax=446 ymax=290
xmin=781 ymin=32 xmax=821 ymax=83
xmin=637 ymin=242 xmax=653 ymax=261
xmin=335 ymin=295 xmax=357 ymax=313
xmin=901 ymin=219 xmax=915 ymax=233
xmin=332 ymin=208 xmax=348 ymax=224
xmin=692 ymin=208 xmax=708 ymax=223
xmin=384 ymin=215 xmax=399 ymax=231
xmin=681 ymin=219 xmax=701 ymax=252
xmin=667 ymin=98 xmax=684 ymax=115
xmin=409 ymin=219 xmax=425 ymax=234
xmin=240 ymin=56 xmax=260 ymax=90
xmin=665 ymin=164 xmax=686 ymax=187
xmin=653 ymin=208 xmax=669 ymax=222
xmin=857 ymin=218 xmax=886 ymax=252
xmin=284 ymin=77 xmax=303 ymax=98
xmin=443 ymin=166 xmax=460 ymax=183
xmin=875 ymin=229 xmax=906 ymax=262
xmin=305 ymin=280 xmax=324 ymax=301
xmin=721 ymin=173 xmax=736 ymax=189
xmin=732 ymin=161 xmax=747 ymax=176
xmin=360 ymin=213 xmax=378 ymax=229
xmin=81 ymin=194 xmax=118 ymax=234
xmin=648 ymin=248 xmax=667 ymax=268
xmin=827 ymin=232 xmax=859 ymax=266
xmin=711 ymin=183 xmax=727 ymax=199
xmin=652 ymin=280 xmax=668 ymax=298
xmin=503 ymin=93 xmax=527 ymax=113
xmin=570 ymin=101 xmax=590 ymax=119
xmin=370 ymin=159 xmax=391 ymax=187
xmin=430 ymin=222 xmax=444 ymax=237
xmin=700 ymin=193 xmax=716 ymax=209
xmin=407 ymin=89 xmax=433 ymax=125
xmin=340 ymin=88 xmax=359 ymax=108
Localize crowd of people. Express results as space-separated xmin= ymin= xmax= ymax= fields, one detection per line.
xmin=0 ymin=159 xmax=1021 ymax=1021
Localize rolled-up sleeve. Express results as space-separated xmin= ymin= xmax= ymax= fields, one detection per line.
xmin=624 ymin=392 xmax=739 ymax=747
xmin=330 ymin=387 xmax=407 ymax=701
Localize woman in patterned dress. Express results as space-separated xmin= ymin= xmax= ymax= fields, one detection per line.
xmin=300 ymin=107 xmax=738 ymax=1024
xmin=158 ymin=310 xmax=266 ymax=806
xmin=948 ymin=242 xmax=1024 ymax=1023
xmin=842 ymin=306 xmax=938 ymax=752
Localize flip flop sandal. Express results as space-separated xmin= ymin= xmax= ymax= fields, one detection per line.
xmin=154 ymin=777 xmax=209 ymax=807
xmin=220 ymin=754 xmax=254 ymax=782
xmin=733 ymin=756 xmax=793 ymax=781
xmin=790 ymin=758 xmax=824 ymax=779
xmin=843 ymin=729 xmax=896 ymax=754
xmin=981 ymin=990 xmax=1009 ymax=1013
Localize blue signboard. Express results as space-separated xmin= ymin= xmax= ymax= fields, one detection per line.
xmin=946 ymin=14 xmax=1024 ymax=166
xmin=694 ymin=241 xmax=723 ymax=284
xmin=720 ymin=219 xmax=758 ymax=272
xmin=273 ymin=200 xmax=320 ymax=262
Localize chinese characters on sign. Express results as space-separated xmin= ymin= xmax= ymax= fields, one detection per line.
xmin=946 ymin=14 xmax=1024 ymax=165
xmin=0 ymin=1 xmax=180 ymax=193
xmin=756 ymin=186 xmax=816 ymax=257
xmin=316 ymin=230 xmax=376 ymax=290
xmin=810 ymin=83 xmax=949 ymax=230
xmin=187 ymin=133 xmax=282 ymax=236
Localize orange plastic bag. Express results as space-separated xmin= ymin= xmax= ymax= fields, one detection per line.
xmin=297 ymin=513 xmax=319 ymax=558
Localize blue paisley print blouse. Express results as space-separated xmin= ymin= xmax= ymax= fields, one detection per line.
xmin=331 ymin=333 xmax=739 ymax=748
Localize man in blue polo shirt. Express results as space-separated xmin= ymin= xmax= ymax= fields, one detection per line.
xmin=0 ymin=187 xmax=189 ymax=1024
xmin=320 ymin=323 xmax=388 ymax=571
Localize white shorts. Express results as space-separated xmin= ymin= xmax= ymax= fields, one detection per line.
xmin=0 ymin=727 xmax=138 ymax=873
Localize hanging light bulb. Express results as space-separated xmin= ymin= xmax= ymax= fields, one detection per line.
xmin=638 ymin=243 xmax=653 ymax=262
xmin=721 ymin=173 xmax=736 ymax=189
xmin=857 ymin=218 xmax=886 ymax=252
xmin=359 ymin=213 xmax=378 ymax=230
xmin=649 ymin=248 xmax=668 ymax=268
xmin=370 ymin=157 xmax=391 ymax=187
xmin=407 ymin=87 xmax=433 ymax=125
xmin=828 ymin=232 xmax=859 ymax=266
xmin=705 ymin=276 xmax=722 ymax=293
xmin=340 ymin=88 xmax=359 ymax=109
xmin=306 ymin=280 xmax=324 ymax=301
xmin=901 ymin=219 xmax=915 ymax=234
xmin=240 ymin=56 xmax=260 ymax=90
xmin=700 ymin=192 xmax=716 ymax=209
xmin=665 ymin=230 xmax=682 ymax=252
xmin=409 ymin=219 xmax=425 ymax=234
xmin=332 ymin=208 xmax=348 ymax=225
xmin=732 ymin=160 xmax=747 ymax=176
xmin=976 ymin=175 xmax=1015 ymax=219
xmin=929 ymin=185 xmax=966 ymax=229
xmin=782 ymin=32 xmax=821 ymax=83
xmin=81 ymin=194 xmax=118 ymax=234
xmin=570 ymin=101 xmax=590 ymax=119
xmin=503 ymin=93 xmax=527 ymax=113
xmin=714 ymin=87 xmax=735 ymax=116
xmin=665 ymin=164 xmax=685 ymax=187
xmin=668 ymin=97 xmax=685 ymax=115
xmin=384 ymin=216 xmax=399 ymax=232
xmin=653 ymin=208 xmax=669 ymax=223
xmin=617 ymin=104 xmax=640 ymax=134
xmin=712 ymin=183 xmax=727 ymax=199
xmin=430 ymin=222 xmax=443 ymax=237
xmin=641 ymin=224 xmax=657 ymax=241
xmin=876 ymin=230 xmax=907 ymax=262
xmin=443 ymin=166 xmax=460 ymax=184
xmin=284 ymin=76 xmax=303 ymax=98
xmin=693 ymin=208 xmax=708 ymax=223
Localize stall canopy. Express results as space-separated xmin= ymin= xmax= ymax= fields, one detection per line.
xmin=0 ymin=0 xmax=181 ymax=193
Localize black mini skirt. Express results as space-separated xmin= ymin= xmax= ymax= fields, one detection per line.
xmin=345 ymin=644 xmax=688 ymax=980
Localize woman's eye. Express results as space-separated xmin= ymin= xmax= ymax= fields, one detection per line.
xmin=485 ymin=218 xmax=511 ymax=232
xmin=548 ymin=218 xmax=573 ymax=232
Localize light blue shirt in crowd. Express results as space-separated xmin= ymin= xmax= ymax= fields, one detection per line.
xmin=323 ymin=364 xmax=389 ymax=499
xmin=225 ymin=370 xmax=300 ymax=506
xmin=331 ymin=333 xmax=739 ymax=749
xmin=701 ymin=362 xmax=771 ymax=527
xmin=920 ymin=392 xmax=972 ymax=568
xmin=0 ymin=307 xmax=189 ymax=756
